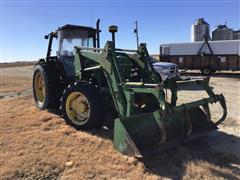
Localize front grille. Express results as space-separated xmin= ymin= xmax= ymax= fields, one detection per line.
xmin=170 ymin=67 xmax=176 ymax=73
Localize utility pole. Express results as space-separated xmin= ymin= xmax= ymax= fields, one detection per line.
xmin=134 ymin=21 xmax=139 ymax=48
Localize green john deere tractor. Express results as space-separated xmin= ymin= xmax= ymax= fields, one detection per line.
xmin=33 ymin=20 xmax=227 ymax=156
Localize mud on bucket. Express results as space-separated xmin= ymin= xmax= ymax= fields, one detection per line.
xmin=114 ymin=107 xmax=218 ymax=157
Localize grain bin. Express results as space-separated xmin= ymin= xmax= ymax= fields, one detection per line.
xmin=212 ymin=25 xmax=233 ymax=40
xmin=191 ymin=18 xmax=210 ymax=42
xmin=233 ymin=30 xmax=240 ymax=40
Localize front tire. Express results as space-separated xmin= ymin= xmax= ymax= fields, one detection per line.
xmin=60 ymin=82 xmax=104 ymax=130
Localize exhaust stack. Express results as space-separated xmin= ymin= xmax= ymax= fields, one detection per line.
xmin=96 ymin=19 xmax=100 ymax=48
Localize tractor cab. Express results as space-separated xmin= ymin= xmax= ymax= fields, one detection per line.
xmin=57 ymin=25 xmax=97 ymax=77
xmin=58 ymin=25 xmax=96 ymax=55
xmin=45 ymin=20 xmax=100 ymax=77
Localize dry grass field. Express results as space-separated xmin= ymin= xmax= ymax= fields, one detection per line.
xmin=0 ymin=64 xmax=239 ymax=179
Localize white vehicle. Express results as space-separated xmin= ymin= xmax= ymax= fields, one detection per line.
xmin=152 ymin=60 xmax=180 ymax=81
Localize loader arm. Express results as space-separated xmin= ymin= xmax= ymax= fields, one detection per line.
xmin=74 ymin=41 xmax=227 ymax=157
xmin=75 ymin=41 xmax=166 ymax=118
xmin=75 ymin=42 xmax=128 ymax=117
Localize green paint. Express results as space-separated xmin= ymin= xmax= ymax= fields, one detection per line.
xmin=74 ymin=41 xmax=227 ymax=156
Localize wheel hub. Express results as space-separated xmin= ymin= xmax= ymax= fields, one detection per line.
xmin=66 ymin=92 xmax=90 ymax=125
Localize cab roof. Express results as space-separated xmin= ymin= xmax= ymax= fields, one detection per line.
xmin=58 ymin=24 xmax=96 ymax=32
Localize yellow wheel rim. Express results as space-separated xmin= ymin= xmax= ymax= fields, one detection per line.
xmin=34 ymin=71 xmax=45 ymax=103
xmin=66 ymin=92 xmax=90 ymax=125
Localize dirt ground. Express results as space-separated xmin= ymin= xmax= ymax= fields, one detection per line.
xmin=0 ymin=65 xmax=240 ymax=179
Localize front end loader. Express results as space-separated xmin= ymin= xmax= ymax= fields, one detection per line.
xmin=73 ymin=40 xmax=227 ymax=156
xmin=33 ymin=23 xmax=227 ymax=157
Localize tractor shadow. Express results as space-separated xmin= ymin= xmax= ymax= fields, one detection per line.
xmin=139 ymin=131 xmax=240 ymax=179
xmin=177 ymin=83 xmax=212 ymax=91
xmin=86 ymin=124 xmax=240 ymax=179
xmin=49 ymin=108 xmax=240 ymax=179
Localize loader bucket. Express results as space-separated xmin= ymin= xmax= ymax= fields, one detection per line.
xmin=114 ymin=106 xmax=220 ymax=157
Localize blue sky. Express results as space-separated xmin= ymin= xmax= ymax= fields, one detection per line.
xmin=1 ymin=0 xmax=239 ymax=62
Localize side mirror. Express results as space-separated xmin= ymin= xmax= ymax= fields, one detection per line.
xmin=44 ymin=35 xmax=49 ymax=39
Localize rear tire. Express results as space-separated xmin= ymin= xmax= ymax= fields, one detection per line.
xmin=60 ymin=82 xmax=104 ymax=130
xmin=32 ymin=64 xmax=62 ymax=110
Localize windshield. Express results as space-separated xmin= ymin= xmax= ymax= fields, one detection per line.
xmin=58 ymin=29 xmax=94 ymax=56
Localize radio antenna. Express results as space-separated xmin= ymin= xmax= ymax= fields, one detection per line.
xmin=134 ymin=21 xmax=139 ymax=48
